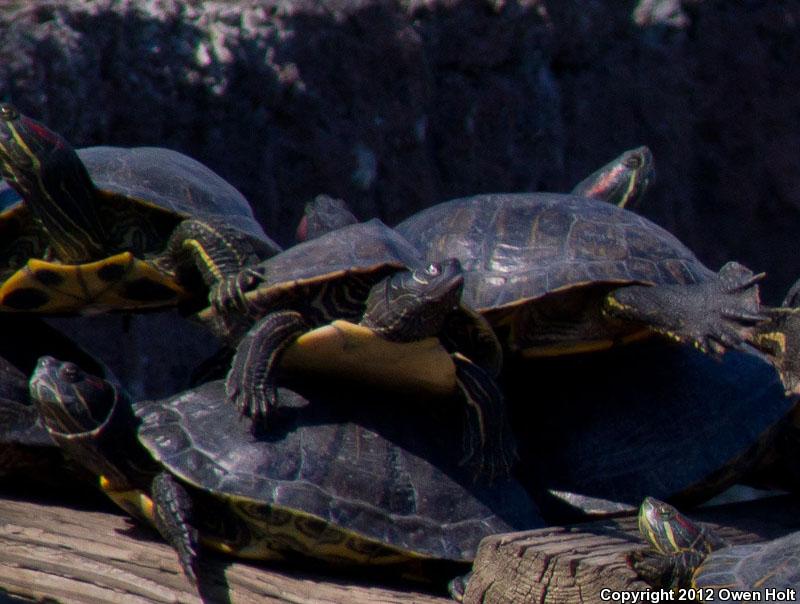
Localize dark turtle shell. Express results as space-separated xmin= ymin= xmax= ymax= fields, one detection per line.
xmin=396 ymin=192 xmax=712 ymax=311
xmin=513 ymin=339 xmax=793 ymax=520
xmin=0 ymin=146 xmax=278 ymax=312
xmin=202 ymin=218 xmax=424 ymax=338
xmin=78 ymin=146 xmax=268 ymax=242
xmin=135 ymin=379 xmax=541 ymax=564
xmin=693 ymin=531 xmax=800 ymax=592
xmin=251 ymin=218 xmax=422 ymax=290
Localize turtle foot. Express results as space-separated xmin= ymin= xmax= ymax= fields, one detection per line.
xmin=447 ymin=572 xmax=471 ymax=602
xmin=225 ymin=311 xmax=308 ymax=426
xmin=453 ymin=354 xmax=517 ymax=483
xmin=151 ymin=471 xmax=200 ymax=585
xmin=606 ymin=261 xmax=766 ymax=355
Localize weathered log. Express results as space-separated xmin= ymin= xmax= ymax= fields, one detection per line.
xmin=464 ymin=495 xmax=800 ymax=604
xmin=0 ymin=495 xmax=451 ymax=604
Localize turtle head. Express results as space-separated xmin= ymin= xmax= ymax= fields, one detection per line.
xmin=29 ymin=356 xmax=116 ymax=435
xmin=362 ymin=258 xmax=465 ymax=342
xmin=572 ymin=145 xmax=655 ymax=209
xmin=296 ymin=195 xmax=359 ymax=243
xmin=637 ymin=497 xmax=711 ymax=556
xmin=0 ymin=103 xmax=105 ymax=261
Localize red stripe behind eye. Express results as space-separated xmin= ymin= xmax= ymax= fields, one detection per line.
xmin=22 ymin=117 xmax=65 ymax=149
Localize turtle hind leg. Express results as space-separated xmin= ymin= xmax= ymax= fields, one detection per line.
xmin=452 ymin=354 xmax=517 ymax=483
xmin=604 ymin=261 xmax=765 ymax=355
xmin=225 ymin=311 xmax=309 ymax=426
xmin=151 ymin=471 xmax=200 ymax=585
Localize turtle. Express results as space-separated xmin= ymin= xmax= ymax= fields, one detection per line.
xmin=295 ymin=194 xmax=358 ymax=242
xmin=0 ymin=103 xmax=280 ymax=313
xmin=393 ymin=192 xmax=765 ymax=361
xmin=0 ymin=314 xmax=110 ymax=487
xmin=292 ymin=145 xmax=655 ymax=244
xmin=631 ymin=496 xmax=800 ymax=597
xmin=199 ymin=218 xmax=515 ymax=480
xmin=29 ymin=356 xmax=543 ymax=591
xmin=570 ymin=145 xmax=655 ymax=209
xmin=506 ymin=337 xmax=793 ymax=522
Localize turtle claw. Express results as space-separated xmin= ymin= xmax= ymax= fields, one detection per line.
xmin=606 ymin=261 xmax=766 ymax=356
xmin=224 ymin=311 xmax=309 ymax=428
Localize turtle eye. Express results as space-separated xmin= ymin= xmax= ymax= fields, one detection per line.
xmin=0 ymin=104 xmax=18 ymax=121
xmin=59 ymin=363 xmax=80 ymax=383
xmin=624 ymin=154 xmax=642 ymax=170
xmin=657 ymin=504 xmax=673 ymax=518
xmin=425 ymin=263 xmax=440 ymax=277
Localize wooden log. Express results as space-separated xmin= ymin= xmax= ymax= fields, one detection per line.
xmin=0 ymin=495 xmax=451 ymax=604
xmin=464 ymin=495 xmax=800 ymax=604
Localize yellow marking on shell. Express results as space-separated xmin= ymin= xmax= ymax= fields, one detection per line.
xmin=220 ymin=492 xmax=424 ymax=565
xmin=519 ymin=329 xmax=649 ymax=358
xmin=521 ymin=339 xmax=616 ymax=358
xmin=280 ymin=320 xmax=458 ymax=397
xmin=0 ymin=252 xmax=189 ymax=312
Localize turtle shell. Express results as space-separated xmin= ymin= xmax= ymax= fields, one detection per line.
xmin=0 ymin=147 xmax=277 ymax=313
xmin=134 ymin=379 xmax=541 ymax=565
xmin=512 ymin=339 xmax=793 ymax=520
xmin=253 ymin=218 xmax=422 ymax=288
xmin=395 ymin=193 xmax=715 ymax=352
xmin=209 ymin=218 xmax=424 ymax=337
xmin=693 ymin=532 xmax=800 ymax=592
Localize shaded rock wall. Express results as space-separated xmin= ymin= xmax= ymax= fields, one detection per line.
xmin=1 ymin=0 xmax=799 ymax=393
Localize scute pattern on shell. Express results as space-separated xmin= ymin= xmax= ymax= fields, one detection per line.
xmin=79 ymin=146 xmax=269 ymax=241
xmin=694 ymin=532 xmax=800 ymax=592
xmin=252 ymin=219 xmax=424 ymax=288
xmin=134 ymin=381 xmax=539 ymax=561
xmin=396 ymin=193 xmax=715 ymax=311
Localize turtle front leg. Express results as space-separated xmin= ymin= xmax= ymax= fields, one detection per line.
xmin=225 ymin=311 xmax=309 ymax=425
xmin=603 ymin=261 xmax=765 ymax=355
xmin=151 ymin=471 xmax=200 ymax=585
xmin=452 ymin=354 xmax=517 ymax=483
xmin=166 ymin=218 xmax=279 ymax=290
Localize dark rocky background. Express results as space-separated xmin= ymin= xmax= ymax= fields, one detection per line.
xmin=1 ymin=0 xmax=799 ymax=395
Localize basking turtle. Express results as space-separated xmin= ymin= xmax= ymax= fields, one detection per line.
xmin=0 ymin=315 xmax=109 ymax=485
xmin=30 ymin=356 xmax=542 ymax=589
xmin=200 ymin=218 xmax=514 ymax=479
xmin=0 ymin=103 xmax=280 ymax=313
xmin=510 ymin=338 xmax=792 ymax=521
xmin=632 ymin=497 xmax=800 ymax=595
xmin=570 ymin=145 xmax=654 ymax=209
xmin=295 ymin=194 xmax=358 ymax=242
xmin=394 ymin=193 xmax=764 ymax=360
